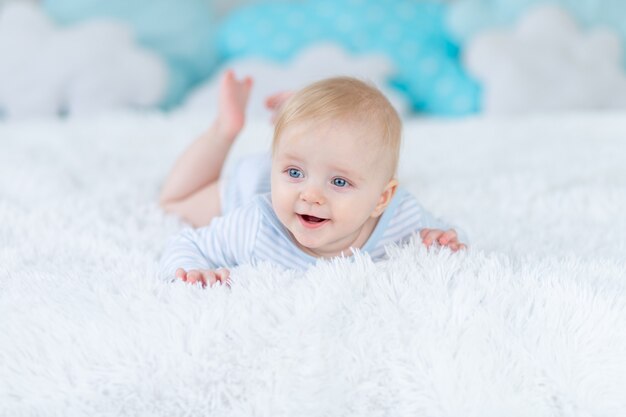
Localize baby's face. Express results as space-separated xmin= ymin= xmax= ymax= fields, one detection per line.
xmin=271 ymin=118 xmax=396 ymax=258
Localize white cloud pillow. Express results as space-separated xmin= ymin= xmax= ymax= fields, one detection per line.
xmin=0 ymin=2 xmax=167 ymax=119
xmin=183 ymin=43 xmax=410 ymax=120
xmin=463 ymin=5 xmax=626 ymax=114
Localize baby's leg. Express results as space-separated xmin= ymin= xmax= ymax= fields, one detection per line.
xmin=161 ymin=182 xmax=221 ymax=228
xmin=160 ymin=70 xmax=252 ymax=227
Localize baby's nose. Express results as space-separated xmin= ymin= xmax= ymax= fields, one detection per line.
xmin=300 ymin=187 xmax=325 ymax=205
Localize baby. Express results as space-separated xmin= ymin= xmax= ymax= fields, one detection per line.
xmin=159 ymin=71 xmax=466 ymax=287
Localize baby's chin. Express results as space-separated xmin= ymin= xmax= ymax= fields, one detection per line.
xmin=291 ymin=233 xmax=322 ymax=253
xmin=292 ymin=234 xmax=352 ymax=258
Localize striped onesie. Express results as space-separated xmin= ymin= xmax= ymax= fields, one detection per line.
xmin=159 ymin=153 xmax=451 ymax=279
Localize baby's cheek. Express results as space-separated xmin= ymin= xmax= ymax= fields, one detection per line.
xmin=271 ymin=188 xmax=293 ymax=222
xmin=331 ymin=204 xmax=352 ymax=221
xmin=334 ymin=199 xmax=370 ymax=224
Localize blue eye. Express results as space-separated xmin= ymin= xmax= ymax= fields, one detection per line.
xmin=288 ymin=168 xmax=303 ymax=178
xmin=332 ymin=177 xmax=348 ymax=187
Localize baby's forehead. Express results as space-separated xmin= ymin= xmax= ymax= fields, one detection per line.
xmin=283 ymin=125 xmax=388 ymax=169
xmin=276 ymin=119 xmax=395 ymax=172
xmin=285 ymin=115 xmax=386 ymax=144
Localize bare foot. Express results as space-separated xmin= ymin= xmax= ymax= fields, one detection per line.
xmin=265 ymin=91 xmax=293 ymax=124
xmin=217 ymin=69 xmax=253 ymax=140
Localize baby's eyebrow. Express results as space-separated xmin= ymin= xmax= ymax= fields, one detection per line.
xmin=279 ymin=152 xmax=304 ymax=163
xmin=329 ymin=165 xmax=365 ymax=182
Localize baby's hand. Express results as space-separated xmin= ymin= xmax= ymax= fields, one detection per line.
xmin=420 ymin=228 xmax=467 ymax=252
xmin=175 ymin=268 xmax=230 ymax=288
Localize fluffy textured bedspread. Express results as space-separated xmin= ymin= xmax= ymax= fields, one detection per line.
xmin=1 ymin=111 xmax=625 ymax=416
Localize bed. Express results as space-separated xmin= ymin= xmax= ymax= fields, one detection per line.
xmin=1 ymin=109 xmax=625 ymax=415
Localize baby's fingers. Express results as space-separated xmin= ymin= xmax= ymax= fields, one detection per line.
xmin=449 ymin=242 xmax=468 ymax=252
xmin=175 ymin=268 xmax=187 ymax=281
xmin=202 ymin=271 xmax=218 ymax=287
xmin=437 ymin=229 xmax=458 ymax=245
xmin=215 ymin=268 xmax=231 ymax=287
xmin=204 ymin=269 xmax=230 ymax=288
xmin=202 ymin=270 xmax=224 ymax=288
xmin=422 ymin=229 xmax=443 ymax=247
xmin=186 ymin=270 xmax=207 ymax=287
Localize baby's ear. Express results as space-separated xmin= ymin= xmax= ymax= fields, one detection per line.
xmin=371 ymin=179 xmax=398 ymax=218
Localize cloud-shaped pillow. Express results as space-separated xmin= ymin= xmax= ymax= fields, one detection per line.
xmin=0 ymin=3 xmax=167 ymax=119
xmin=447 ymin=0 xmax=626 ymax=53
xmin=42 ymin=0 xmax=215 ymax=107
xmin=216 ymin=0 xmax=480 ymax=116
xmin=463 ymin=5 xmax=626 ymax=114
xmin=184 ymin=43 xmax=410 ymax=120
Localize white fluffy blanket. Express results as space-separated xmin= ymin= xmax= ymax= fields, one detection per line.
xmin=1 ymin=111 xmax=625 ymax=416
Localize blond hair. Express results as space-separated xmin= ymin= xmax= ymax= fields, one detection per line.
xmin=272 ymin=77 xmax=402 ymax=176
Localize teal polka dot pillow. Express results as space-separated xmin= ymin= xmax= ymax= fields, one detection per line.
xmin=217 ymin=0 xmax=480 ymax=116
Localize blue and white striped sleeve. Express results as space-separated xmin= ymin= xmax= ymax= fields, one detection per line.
xmin=414 ymin=201 xmax=449 ymax=231
xmin=382 ymin=191 xmax=468 ymax=246
xmin=377 ymin=192 xmax=448 ymax=246
xmin=159 ymin=200 xmax=261 ymax=282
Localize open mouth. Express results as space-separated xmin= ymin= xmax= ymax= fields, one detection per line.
xmin=298 ymin=214 xmax=329 ymax=228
